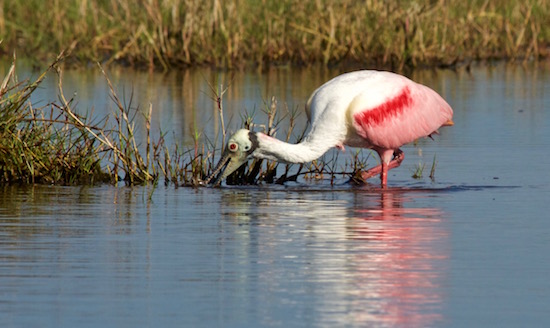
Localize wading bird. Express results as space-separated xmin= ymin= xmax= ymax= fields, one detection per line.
xmin=205 ymin=70 xmax=453 ymax=187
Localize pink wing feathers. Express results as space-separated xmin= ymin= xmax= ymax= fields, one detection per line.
xmin=351 ymin=79 xmax=453 ymax=150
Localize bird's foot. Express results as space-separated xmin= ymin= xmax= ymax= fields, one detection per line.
xmin=359 ymin=149 xmax=405 ymax=181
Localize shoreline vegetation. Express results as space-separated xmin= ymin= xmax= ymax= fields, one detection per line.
xmin=1 ymin=0 xmax=548 ymax=71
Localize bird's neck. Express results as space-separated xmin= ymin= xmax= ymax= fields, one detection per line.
xmin=253 ymin=132 xmax=333 ymax=164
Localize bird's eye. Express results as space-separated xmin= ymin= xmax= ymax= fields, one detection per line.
xmin=228 ymin=143 xmax=238 ymax=152
xmin=244 ymin=145 xmax=250 ymax=151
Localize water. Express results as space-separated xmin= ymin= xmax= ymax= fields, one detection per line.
xmin=1 ymin=61 xmax=550 ymax=327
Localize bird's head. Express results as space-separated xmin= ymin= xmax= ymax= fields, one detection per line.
xmin=204 ymin=129 xmax=259 ymax=185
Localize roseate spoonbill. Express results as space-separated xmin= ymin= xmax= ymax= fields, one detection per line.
xmin=205 ymin=70 xmax=453 ymax=187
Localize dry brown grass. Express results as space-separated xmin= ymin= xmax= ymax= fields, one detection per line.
xmin=1 ymin=0 xmax=548 ymax=70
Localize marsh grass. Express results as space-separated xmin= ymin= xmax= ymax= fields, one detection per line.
xmin=1 ymin=0 xmax=548 ymax=70
xmin=0 ymin=53 xmax=201 ymax=186
xmin=411 ymin=154 xmax=438 ymax=181
xmin=412 ymin=162 xmax=426 ymax=179
xmin=0 ymin=54 xmax=110 ymax=184
xmin=0 ymin=52 xmax=381 ymax=187
xmin=429 ymin=154 xmax=437 ymax=181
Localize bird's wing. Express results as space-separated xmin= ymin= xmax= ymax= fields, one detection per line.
xmin=349 ymin=79 xmax=453 ymax=150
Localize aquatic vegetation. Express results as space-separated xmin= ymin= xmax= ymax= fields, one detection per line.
xmin=429 ymin=153 xmax=438 ymax=181
xmin=410 ymin=153 xmax=439 ymax=181
xmin=1 ymin=0 xmax=548 ymax=70
xmin=0 ymin=53 xmax=373 ymax=186
xmin=0 ymin=53 xmax=175 ymax=185
xmin=0 ymin=54 xmax=110 ymax=184
xmin=412 ymin=162 xmax=426 ymax=179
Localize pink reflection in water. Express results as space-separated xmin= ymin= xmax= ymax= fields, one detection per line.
xmin=348 ymin=190 xmax=449 ymax=327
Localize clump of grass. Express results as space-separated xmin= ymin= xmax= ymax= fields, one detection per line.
xmin=1 ymin=0 xmax=548 ymax=70
xmin=0 ymin=52 xmax=213 ymax=186
xmin=0 ymin=53 xmax=110 ymax=184
xmin=412 ymin=162 xmax=426 ymax=179
xmin=411 ymin=154 xmax=438 ymax=181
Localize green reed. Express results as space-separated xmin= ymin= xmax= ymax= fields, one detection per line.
xmin=0 ymin=53 xmax=110 ymax=184
xmin=1 ymin=53 xmax=174 ymax=185
xmin=1 ymin=0 xmax=548 ymax=70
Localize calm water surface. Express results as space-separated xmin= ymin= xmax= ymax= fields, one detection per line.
xmin=1 ymin=62 xmax=550 ymax=327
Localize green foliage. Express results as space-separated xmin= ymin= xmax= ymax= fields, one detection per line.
xmin=0 ymin=54 xmax=111 ymax=184
xmin=1 ymin=0 xmax=548 ymax=70
xmin=0 ymin=53 xmax=214 ymax=186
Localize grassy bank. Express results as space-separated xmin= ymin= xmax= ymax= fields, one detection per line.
xmin=1 ymin=0 xmax=548 ymax=70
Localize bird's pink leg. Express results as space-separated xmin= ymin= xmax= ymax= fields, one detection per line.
xmin=380 ymin=161 xmax=389 ymax=187
xmin=361 ymin=149 xmax=405 ymax=187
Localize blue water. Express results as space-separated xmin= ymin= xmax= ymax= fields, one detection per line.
xmin=1 ymin=62 xmax=550 ymax=327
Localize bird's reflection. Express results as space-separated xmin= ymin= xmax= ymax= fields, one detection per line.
xmin=348 ymin=190 xmax=449 ymax=327
xmin=220 ymin=187 xmax=449 ymax=327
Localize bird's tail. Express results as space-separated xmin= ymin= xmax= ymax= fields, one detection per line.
xmin=442 ymin=119 xmax=454 ymax=126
